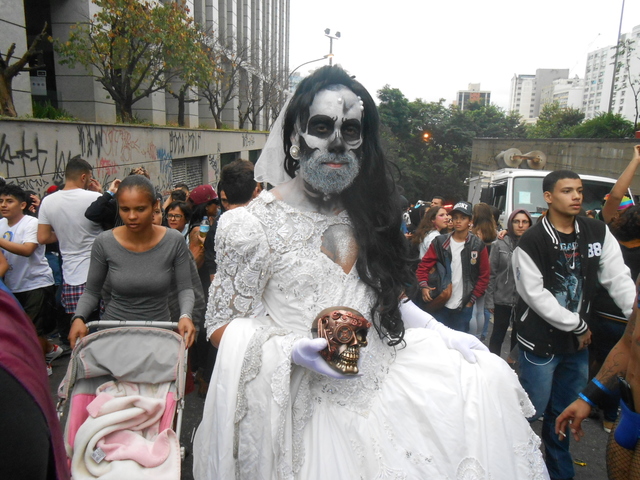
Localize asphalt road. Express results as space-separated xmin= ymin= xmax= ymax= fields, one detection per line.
xmin=47 ymin=324 xmax=612 ymax=480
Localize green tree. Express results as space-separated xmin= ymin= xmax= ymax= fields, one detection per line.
xmin=378 ymin=86 xmax=414 ymax=139
xmin=527 ymin=103 xmax=585 ymax=138
xmin=55 ymin=0 xmax=212 ymax=122
xmin=565 ymin=112 xmax=634 ymax=138
xmin=377 ymin=87 xmax=525 ymax=202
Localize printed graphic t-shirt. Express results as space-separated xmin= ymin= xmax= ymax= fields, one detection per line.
xmin=0 ymin=216 xmax=54 ymax=293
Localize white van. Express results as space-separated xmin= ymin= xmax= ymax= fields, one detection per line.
xmin=467 ymin=168 xmax=631 ymax=227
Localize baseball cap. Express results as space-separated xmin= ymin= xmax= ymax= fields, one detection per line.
xmin=189 ymin=184 xmax=218 ymax=206
xmin=451 ymin=201 xmax=472 ymax=217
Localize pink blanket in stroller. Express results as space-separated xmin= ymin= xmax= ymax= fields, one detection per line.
xmin=72 ymin=381 xmax=180 ymax=479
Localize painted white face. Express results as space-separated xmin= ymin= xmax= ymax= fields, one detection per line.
xmin=296 ymin=85 xmax=364 ymax=195
xmin=299 ymin=85 xmax=363 ymax=153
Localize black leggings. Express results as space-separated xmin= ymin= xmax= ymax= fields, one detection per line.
xmin=0 ymin=367 xmax=55 ymax=480
xmin=489 ymin=304 xmax=518 ymax=356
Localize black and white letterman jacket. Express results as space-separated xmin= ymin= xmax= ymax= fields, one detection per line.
xmin=513 ymin=215 xmax=635 ymax=357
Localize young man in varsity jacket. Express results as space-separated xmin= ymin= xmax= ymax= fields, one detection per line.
xmin=513 ymin=170 xmax=635 ymax=480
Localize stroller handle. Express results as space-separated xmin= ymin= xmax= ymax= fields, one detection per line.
xmin=85 ymin=320 xmax=179 ymax=330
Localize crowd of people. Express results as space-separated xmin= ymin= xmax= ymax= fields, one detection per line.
xmin=1 ymin=65 xmax=639 ymax=480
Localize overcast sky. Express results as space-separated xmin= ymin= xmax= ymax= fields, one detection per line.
xmin=289 ymin=0 xmax=640 ymax=110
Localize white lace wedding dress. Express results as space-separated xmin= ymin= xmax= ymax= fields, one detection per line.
xmin=193 ymin=191 xmax=548 ymax=480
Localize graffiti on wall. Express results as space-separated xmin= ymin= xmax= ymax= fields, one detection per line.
xmin=156 ymin=148 xmax=173 ymax=194
xmin=242 ymin=132 xmax=255 ymax=147
xmin=1 ymin=131 xmax=75 ymax=184
xmin=205 ymin=141 xmax=222 ymax=186
xmin=169 ymin=131 xmax=201 ymax=156
xmin=1 ymin=122 xmax=266 ymax=196
xmin=78 ymin=125 xmax=104 ymax=159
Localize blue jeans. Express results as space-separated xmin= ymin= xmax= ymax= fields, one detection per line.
xmin=470 ymin=296 xmax=491 ymax=338
xmin=433 ymin=305 xmax=473 ymax=332
xmin=519 ymin=349 xmax=589 ymax=480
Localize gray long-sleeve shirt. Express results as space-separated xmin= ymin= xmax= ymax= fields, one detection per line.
xmin=75 ymin=228 xmax=194 ymax=322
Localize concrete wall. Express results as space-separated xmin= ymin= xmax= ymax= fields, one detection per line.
xmin=0 ymin=118 xmax=267 ymax=196
xmin=471 ymin=138 xmax=640 ymax=192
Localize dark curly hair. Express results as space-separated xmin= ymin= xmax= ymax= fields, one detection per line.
xmin=610 ymin=205 xmax=640 ymax=242
xmin=283 ymin=66 xmax=417 ymax=346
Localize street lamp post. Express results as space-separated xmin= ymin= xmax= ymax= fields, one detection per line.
xmin=288 ymin=30 xmax=341 ymax=90
xmin=324 ymin=29 xmax=340 ymax=66
xmin=289 ymin=54 xmax=333 ymax=81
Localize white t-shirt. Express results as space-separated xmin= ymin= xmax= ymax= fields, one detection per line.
xmin=419 ymin=230 xmax=440 ymax=259
xmin=445 ymin=237 xmax=465 ymax=309
xmin=0 ymin=215 xmax=54 ymax=293
xmin=38 ymin=189 xmax=102 ymax=285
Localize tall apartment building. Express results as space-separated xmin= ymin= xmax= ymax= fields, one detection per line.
xmin=454 ymin=83 xmax=491 ymax=111
xmin=540 ymin=77 xmax=585 ymax=110
xmin=509 ymin=69 xmax=569 ymax=122
xmin=3 ymin=0 xmax=290 ymax=129
xmin=582 ymin=46 xmax=616 ymax=119
xmin=583 ymin=24 xmax=640 ymax=122
xmin=509 ymin=74 xmax=536 ymax=122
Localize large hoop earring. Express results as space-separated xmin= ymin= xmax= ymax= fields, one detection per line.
xmin=290 ymin=145 xmax=301 ymax=160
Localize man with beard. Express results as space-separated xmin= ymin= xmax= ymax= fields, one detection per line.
xmin=193 ymin=66 xmax=547 ymax=479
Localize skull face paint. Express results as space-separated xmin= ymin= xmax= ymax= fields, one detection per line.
xmin=311 ymin=307 xmax=371 ymax=374
xmin=296 ymin=85 xmax=364 ymax=195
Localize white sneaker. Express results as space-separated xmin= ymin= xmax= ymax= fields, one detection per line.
xmin=45 ymin=344 xmax=63 ymax=363
xmin=47 ymin=364 xmax=53 ymax=376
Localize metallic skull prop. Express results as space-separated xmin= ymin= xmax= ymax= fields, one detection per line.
xmin=311 ymin=307 xmax=372 ymax=375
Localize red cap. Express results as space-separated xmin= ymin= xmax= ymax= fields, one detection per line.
xmin=46 ymin=185 xmax=59 ymax=194
xmin=189 ymin=184 xmax=218 ymax=206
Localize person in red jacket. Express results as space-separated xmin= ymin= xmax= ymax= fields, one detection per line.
xmin=416 ymin=201 xmax=490 ymax=332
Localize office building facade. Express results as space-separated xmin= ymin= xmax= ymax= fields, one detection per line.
xmin=4 ymin=0 xmax=290 ymax=129
xmin=455 ymin=83 xmax=491 ymax=111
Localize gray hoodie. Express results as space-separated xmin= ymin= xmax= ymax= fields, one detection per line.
xmin=485 ymin=209 xmax=533 ymax=310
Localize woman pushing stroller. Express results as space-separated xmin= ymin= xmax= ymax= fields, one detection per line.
xmin=69 ymin=175 xmax=196 ymax=348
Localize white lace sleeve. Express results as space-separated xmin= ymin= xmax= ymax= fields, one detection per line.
xmin=205 ymin=208 xmax=272 ymax=339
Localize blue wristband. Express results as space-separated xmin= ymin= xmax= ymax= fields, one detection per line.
xmin=578 ymin=392 xmax=596 ymax=408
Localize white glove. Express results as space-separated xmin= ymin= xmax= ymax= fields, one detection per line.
xmin=399 ymin=299 xmax=488 ymax=363
xmin=291 ymin=337 xmax=354 ymax=379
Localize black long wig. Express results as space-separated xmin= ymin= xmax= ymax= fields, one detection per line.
xmin=282 ymin=66 xmax=417 ymax=346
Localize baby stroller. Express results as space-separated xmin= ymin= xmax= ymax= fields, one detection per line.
xmin=57 ymin=321 xmax=188 ymax=479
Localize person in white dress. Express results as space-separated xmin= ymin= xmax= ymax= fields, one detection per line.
xmin=193 ymin=66 xmax=548 ymax=480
